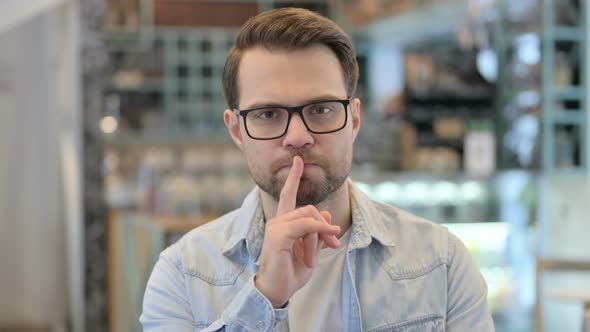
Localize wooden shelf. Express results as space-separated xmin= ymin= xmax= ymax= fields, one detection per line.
xmin=125 ymin=211 xmax=218 ymax=232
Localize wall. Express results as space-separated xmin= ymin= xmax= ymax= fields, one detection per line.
xmin=0 ymin=9 xmax=69 ymax=331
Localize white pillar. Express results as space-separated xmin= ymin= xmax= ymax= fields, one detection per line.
xmin=0 ymin=1 xmax=82 ymax=331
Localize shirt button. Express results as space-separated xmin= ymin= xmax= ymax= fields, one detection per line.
xmin=256 ymin=321 xmax=266 ymax=331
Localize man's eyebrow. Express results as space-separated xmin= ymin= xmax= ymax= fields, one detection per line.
xmin=243 ymin=95 xmax=346 ymax=109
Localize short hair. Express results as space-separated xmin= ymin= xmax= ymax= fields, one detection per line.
xmin=222 ymin=7 xmax=359 ymax=110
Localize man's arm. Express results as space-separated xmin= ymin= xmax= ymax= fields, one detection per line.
xmin=141 ymin=156 xmax=339 ymax=331
xmin=140 ymin=250 xmax=288 ymax=332
xmin=445 ymin=232 xmax=495 ymax=331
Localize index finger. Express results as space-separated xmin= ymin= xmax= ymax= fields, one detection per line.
xmin=276 ymin=155 xmax=303 ymax=216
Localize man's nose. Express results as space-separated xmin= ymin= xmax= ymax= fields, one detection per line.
xmin=282 ymin=113 xmax=314 ymax=148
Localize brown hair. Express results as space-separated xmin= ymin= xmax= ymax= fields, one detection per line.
xmin=222 ymin=7 xmax=359 ymax=109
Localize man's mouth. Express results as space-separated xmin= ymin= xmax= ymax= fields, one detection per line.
xmin=278 ymin=162 xmax=318 ymax=173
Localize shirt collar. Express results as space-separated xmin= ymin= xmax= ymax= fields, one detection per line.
xmin=347 ymin=179 xmax=396 ymax=249
xmin=222 ymin=187 xmax=265 ymax=263
xmin=222 ymin=179 xmax=396 ymax=261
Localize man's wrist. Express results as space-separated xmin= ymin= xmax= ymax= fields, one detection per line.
xmin=254 ymin=274 xmax=288 ymax=309
xmin=222 ymin=275 xmax=288 ymax=331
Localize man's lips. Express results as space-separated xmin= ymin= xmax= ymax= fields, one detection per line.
xmin=278 ymin=162 xmax=318 ymax=172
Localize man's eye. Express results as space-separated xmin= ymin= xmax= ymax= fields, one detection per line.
xmin=254 ymin=110 xmax=278 ymax=119
xmin=312 ymin=107 xmax=332 ymax=114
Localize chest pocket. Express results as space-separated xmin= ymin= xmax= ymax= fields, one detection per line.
xmin=367 ymin=315 xmax=444 ymax=332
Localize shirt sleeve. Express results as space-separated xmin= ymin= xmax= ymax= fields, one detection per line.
xmin=140 ymin=247 xmax=288 ymax=332
xmin=445 ymin=232 xmax=495 ymax=332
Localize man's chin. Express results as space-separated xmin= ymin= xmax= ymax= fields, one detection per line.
xmin=295 ymin=181 xmax=324 ymax=206
xmin=296 ymin=176 xmax=347 ymax=206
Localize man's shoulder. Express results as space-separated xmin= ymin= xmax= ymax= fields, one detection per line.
xmin=160 ymin=209 xmax=248 ymax=285
xmin=181 ymin=208 xmax=242 ymax=245
xmin=367 ymin=197 xmax=450 ymax=241
xmin=367 ymin=199 xmax=453 ymax=269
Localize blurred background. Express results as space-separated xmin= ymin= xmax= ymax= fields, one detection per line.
xmin=0 ymin=0 xmax=589 ymax=331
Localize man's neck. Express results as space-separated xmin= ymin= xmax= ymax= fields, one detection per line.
xmin=260 ymin=181 xmax=352 ymax=238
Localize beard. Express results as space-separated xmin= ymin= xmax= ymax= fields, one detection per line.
xmin=248 ymin=151 xmax=350 ymax=206
xmin=267 ymin=171 xmax=347 ymax=206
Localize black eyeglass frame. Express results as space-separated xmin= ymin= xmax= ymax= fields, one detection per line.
xmin=236 ymin=99 xmax=351 ymax=140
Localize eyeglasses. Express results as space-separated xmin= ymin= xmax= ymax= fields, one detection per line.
xmin=236 ymin=99 xmax=350 ymax=140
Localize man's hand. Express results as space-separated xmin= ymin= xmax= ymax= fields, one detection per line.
xmin=254 ymin=155 xmax=341 ymax=308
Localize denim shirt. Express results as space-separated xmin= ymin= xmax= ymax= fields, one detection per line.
xmin=141 ymin=180 xmax=494 ymax=331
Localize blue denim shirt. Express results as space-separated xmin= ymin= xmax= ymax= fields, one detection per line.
xmin=141 ymin=180 xmax=494 ymax=331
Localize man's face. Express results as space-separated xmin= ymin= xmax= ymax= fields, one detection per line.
xmin=224 ymin=44 xmax=361 ymax=206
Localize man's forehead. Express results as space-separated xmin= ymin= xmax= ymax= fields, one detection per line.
xmin=236 ymin=45 xmax=347 ymax=108
xmin=242 ymin=94 xmax=346 ymax=110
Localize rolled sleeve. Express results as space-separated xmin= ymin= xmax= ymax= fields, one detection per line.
xmin=221 ymin=275 xmax=289 ymax=331
xmin=141 ymin=246 xmax=288 ymax=332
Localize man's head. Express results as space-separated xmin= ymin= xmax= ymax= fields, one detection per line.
xmin=222 ymin=8 xmax=359 ymax=110
xmin=223 ymin=8 xmax=361 ymax=206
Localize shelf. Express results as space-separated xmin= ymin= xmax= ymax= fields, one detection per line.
xmin=553 ymin=27 xmax=585 ymax=41
xmin=102 ymin=26 xmax=236 ymax=136
xmin=406 ymin=88 xmax=494 ymax=104
xmin=406 ymin=107 xmax=494 ymax=123
xmin=552 ymin=110 xmax=585 ymax=125
xmin=416 ymin=135 xmax=463 ymax=148
xmin=103 ymin=131 xmax=232 ymax=146
xmin=541 ymin=0 xmax=588 ymax=173
xmin=103 ymin=29 xmax=142 ymax=40
xmin=553 ymin=87 xmax=584 ymax=100
xmin=105 ymin=79 xmax=164 ymax=93
xmin=363 ymin=0 xmax=468 ymax=47
xmin=113 ymin=211 xmax=219 ymax=233
xmin=0 ymin=0 xmax=67 ymax=34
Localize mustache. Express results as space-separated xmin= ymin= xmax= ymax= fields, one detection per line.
xmin=270 ymin=149 xmax=327 ymax=173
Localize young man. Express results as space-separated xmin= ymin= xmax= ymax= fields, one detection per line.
xmin=141 ymin=8 xmax=494 ymax=331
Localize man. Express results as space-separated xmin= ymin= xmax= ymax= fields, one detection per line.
xmin=141 ymin=8 xmax=494 ymax=331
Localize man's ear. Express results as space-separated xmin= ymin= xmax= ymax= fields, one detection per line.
xmin=224 ymin=109 xmax=243 ymax=150
xmin=350 ymin=98 xmax=362 ymax=141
